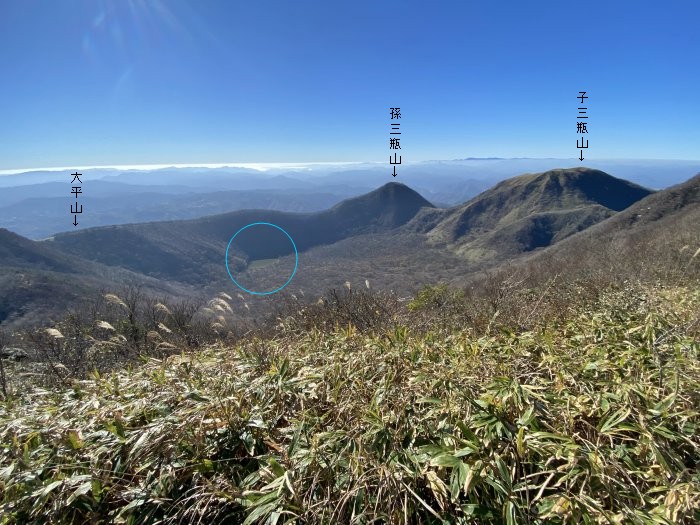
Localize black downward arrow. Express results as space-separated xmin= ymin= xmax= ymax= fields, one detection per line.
xmin=579 ymin=150 xmax=584 ymax=161
xmin=73 ymin=215 xmax=78 ymax=226
xmin=392 ymin=166 xmax=397 ymax=177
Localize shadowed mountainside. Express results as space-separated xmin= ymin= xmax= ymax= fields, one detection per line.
xmin=0 ymin=187 xmax=353 ymax=240
xmin=214 ymin=168 xmax=657 ymax=306
xmin=0 ymin=228 xmax=194 ymax=327
xmin=521 ymin=172 xmax=700 ymax=277
xmin=44 ymin=182 xmax=434 ymax=285
xmin=0 ymin=170 xmax=685 ymax=328
xmin=408 ymin=167 xmax=654 ymax=261
xmin=0 ymin=228 xmax=96 ymax=275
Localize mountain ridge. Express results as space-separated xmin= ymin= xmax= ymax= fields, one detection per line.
xmin=0 ymin=170 xmax=682 ymax=328
xmin=44 ymin=182 xmax=433 ymax=284
xmin=530 ymin=172 xmax=700 ymax=259
xmin=404 ymin=167 xmax=653 ymax=263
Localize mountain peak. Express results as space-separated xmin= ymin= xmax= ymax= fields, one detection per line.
xmin=420 ymin=167 xmax=654 ymax=259
xmin=370 ymin=180 xmax=417 ymax=195
xmin=42 ymin=182 xmax=435 ymax=284
xmin=533 ymin=171 xmax=700 ymax=266
xmin=494 ymin=167 xmax=653 ymax=212
xmin=373 ymin=181 xmax=431 ymax=202
xmin=330 ymin=182 xmax=434 ymax=229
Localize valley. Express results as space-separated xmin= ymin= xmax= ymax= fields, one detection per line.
xmin=2 ymin=166 xmax=695 ymax=327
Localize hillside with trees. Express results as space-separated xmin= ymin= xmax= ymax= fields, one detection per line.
xmin=1 ymin=171 xmax=699 ymax=523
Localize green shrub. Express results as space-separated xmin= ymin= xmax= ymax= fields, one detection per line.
xmin=1 ymin=284 xmax=698 ymax=523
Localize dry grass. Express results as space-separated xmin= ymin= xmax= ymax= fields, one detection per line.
xmin=1 ymin=284 xmax=699 ymax=523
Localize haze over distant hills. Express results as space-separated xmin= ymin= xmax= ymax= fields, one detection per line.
xmin=43 ymin=168 xmax=648 ymax=288
xmin=1 ymin=158 xmax=698 ymax=240
xmin=0 ymin=186 xmax=350 ymax=239
xmin=2 ymin=165 xmax=693 ymax=327
xmin=44 ymin=182 xmax=434 ymax=285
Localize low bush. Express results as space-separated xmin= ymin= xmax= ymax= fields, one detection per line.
xmin=1 ymin=284 xmax=698 ymax=523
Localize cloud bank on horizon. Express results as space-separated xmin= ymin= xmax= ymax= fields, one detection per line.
xmin=0 ymin=162 xmax=371 ymax=176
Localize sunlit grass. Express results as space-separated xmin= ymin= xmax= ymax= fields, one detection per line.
xmin=0 ymin=285 xmax=698 ymax=523
xmin=248 ymin=258 xmax=279 ymax=270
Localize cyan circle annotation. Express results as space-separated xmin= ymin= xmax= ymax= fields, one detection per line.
xmin=225 ymin=222 xmax=298 ymax=295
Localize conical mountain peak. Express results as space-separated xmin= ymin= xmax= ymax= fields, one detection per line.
xmin=328 ymin=181 xmax=434 ymax=229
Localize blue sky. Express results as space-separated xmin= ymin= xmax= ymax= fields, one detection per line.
xmin=1 ymin=0 xmax=698 ymax=170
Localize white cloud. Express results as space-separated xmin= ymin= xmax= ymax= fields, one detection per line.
xmin=0 ymin=161 xmax=376 ymax=176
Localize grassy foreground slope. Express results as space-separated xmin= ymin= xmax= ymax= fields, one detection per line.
xmin=1 ymin=285 xmax=698 ymax=523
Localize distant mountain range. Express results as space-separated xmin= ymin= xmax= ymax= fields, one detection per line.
xmin=2 ymin=158 xmax=699 ymax=240
xmin=0 ymin=183 xmax=357 ymax=240
xmin=0 ymin=166 xmax=698 ymax=327
xmin=41 ymin=183 xmax=432 ymax=284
